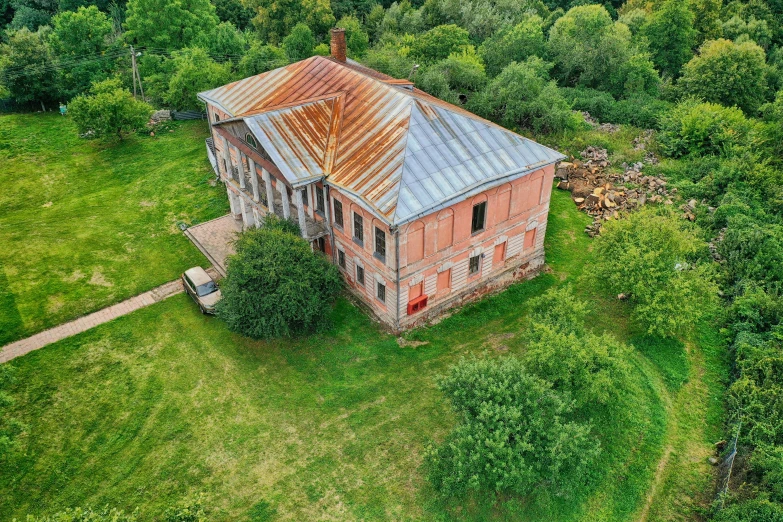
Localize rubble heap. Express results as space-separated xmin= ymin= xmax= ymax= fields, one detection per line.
xmin=555 ymin=147 xmax=675 ymax=236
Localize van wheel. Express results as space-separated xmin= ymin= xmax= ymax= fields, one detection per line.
xmin=199 ymin=305 xmax=206 ymax=314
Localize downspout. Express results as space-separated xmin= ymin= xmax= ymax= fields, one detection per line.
xmin=393 ymin=226 xmax=400 ymax=333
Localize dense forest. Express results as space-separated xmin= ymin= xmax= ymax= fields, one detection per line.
xmin=2 ymin=0 xmax=783 ymax=520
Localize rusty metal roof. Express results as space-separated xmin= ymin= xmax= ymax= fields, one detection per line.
xmin=198 ymin=56 xmax=565 ymax=226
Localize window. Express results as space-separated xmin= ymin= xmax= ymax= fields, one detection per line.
xmin=523 ymin=176 xmax=544 ymax=209
xmin=333 ymin=199 xmax=344 ymax=228
xmin=356 ymin=265 xmax=365 ymax=285
xmin=338 ymin=249 xmax=345 ymax=268
xmin=469 ymin=254 xmax=481 ymax=275
xmin=377 ymin=281 xmax=386 ymax=303
xmin=315 ymin=237 xmax=325 ymax=252
xmin=300 ymin=188 xmax=308 ymax=207
xmin=471 ymin=201 xmax=487 ymax=234
xmin=407 ymin=222 xmax=424 ymax=263
xmin=315 ymin=185 xmax=325 ymax=214
xmin=437 ymin=269 xmax=451 ymax=293
xmin=353 ymin=212 xmax=364 ymax=245
xmin=245 ymin=133 xmax=258 ymax=149
xmin=437 ymin=210 xmax=454 ymax=251
xmin=374 ymin=226 xmax=386 ymax=260
xmin=496 ymin=187 xmax=511 ymax=223
xmin=524 ymin=228 xmax=537 ymax=249
xmin=494 ymin=242 xmax=506 ymax=267
xmin=214 ymin=111 xmax=221 ymax=122
xmin=409 ymin=282 xmax=423 ymax=300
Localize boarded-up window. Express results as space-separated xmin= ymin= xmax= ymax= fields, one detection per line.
xmin=494 ymin=242 xmax=506 ymax=266
xmin=409 ymin=282 xmax=423 ymax=300
xmin=524 ymin=228 xmax=537 ymax=249
xmin=437 ymin=211 xmax=454 ymax=251
xmin=496 ymin=188 xmax=511 ymax=223
xmin=437 ymin=269 xmax=451 ymax=293
xmin=408 ymin=223 xmax=424 ymax=263
xmin=510 ymin=182 xmax=525 ymax=216
xmin=524 ymin=176 xmax=544 ymax=209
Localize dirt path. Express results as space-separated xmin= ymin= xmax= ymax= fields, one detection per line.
xmin=636 ymin=342 xmax=714 ymax=521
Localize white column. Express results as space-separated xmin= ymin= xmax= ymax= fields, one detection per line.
xmin=234 ymin=146 xmax=246 ymax=189
xmin=278 ymin=180 xmax=291 ymax=219
xmin=295 ymin=187 xmax=307 ymax=239
xmin=305 ymin=186 xmax=314 ymax=219
xmin=262 ymin=168 xmax=275 ymax=214
xmin=228 ymin=187 xmax=241 ymax=220
xmin=253 ymin=208 xmax=261 ymax=228
xmin=239 ymin=197 xmax=252 ymax=228
xmin=248 ymin=159 xmax=260 ymax=203
xmin=221 ymin=136 xmax=231 ymax=180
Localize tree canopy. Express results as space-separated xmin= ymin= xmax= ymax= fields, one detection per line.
xmin=69 ymin=77 xmax=153 ymax=140
xmin=124 ymin=0 xmax=218 ymax=48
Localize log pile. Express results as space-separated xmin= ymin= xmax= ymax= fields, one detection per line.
xmin=555 ymin=147 xmax=675 ymax=236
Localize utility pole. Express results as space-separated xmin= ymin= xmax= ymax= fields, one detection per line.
xmin=130 ymin=46 xmax=145 ymax=101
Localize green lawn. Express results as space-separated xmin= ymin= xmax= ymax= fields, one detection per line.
xmin=0 ymin=113 xmax=228 ymax=345
xmin=0 ymin=118 xmax=725 ymax=521
xmin=0 ymin=188 xmax=725 ymax=521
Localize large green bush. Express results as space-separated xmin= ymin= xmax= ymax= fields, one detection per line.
xmin=592 ymin=207 xmax=718 ymax=337
xmin=69 ymin=78 xmax=153 ymax=140
xmin=216 ymin=216 xmax=341 ymax=339
xmin=426 ymin=356 xmax=598 ymax=497
xmin=658 ymin=100 xmax=756 ymax=158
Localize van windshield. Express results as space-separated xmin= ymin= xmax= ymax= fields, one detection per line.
xmin=196 ymin=281 xmax=217 ymax=297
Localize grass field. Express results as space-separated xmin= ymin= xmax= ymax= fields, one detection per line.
xmin=0 ymin=185 xmax=726 ymax=521
xmin=0 ymin=115 xmax=726 ymax=521
xmin=0 ymin=113 xmax=228 ymax=346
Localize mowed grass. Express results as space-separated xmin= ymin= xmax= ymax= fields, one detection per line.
xmin=0 ymin=189 xmax=710 ymax=522
xmin=0 ymin=113 xmax=228 ymax=345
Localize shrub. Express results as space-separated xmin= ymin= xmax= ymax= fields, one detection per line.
xmin=718 ymin=214 xmax=783 ymax=293
xmin=426 ymin=356 xmax=598 ymax=497
xmin=469 ymin=58 xmax=579 ymax=134
xmin=521 ymin=287 xmax=633 ymax=409
xmin=416 ymin=48 xmax=486 ymax=103
xmin=658 ymin=100 xmax=756 ymax=158
xmin=238 ymin=42 xmax=288 ymax=77
xmin=592 ymin=206 xmax=719 ymax=337
xmin=69 ymin=78 xmax=153 ymax=141
xmin=216 ymin=216 xmax=341 ymax=338
xmin=678 ymin=38 xmax=770 ymax=115
xmin=713 ymin=499 xmax=783 ymax=522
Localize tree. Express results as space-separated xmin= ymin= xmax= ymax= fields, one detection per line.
xmin=417 ymin=47 xmax=486 ymax=103
xmin=678 ymin=38 xmax=770 ymax=114
xmin=0 ymin=27 xmax=57 ymax=108
xmin=478 ymin=15 xmax=546 ymax=78
xmin=336 ymin=15 xmax=369 ymax=57
xmin=165 ymin=48 xmax=233 ymax=110
xmin=690 ymin=0 xmax=723 ymax=44
xmin=425 ymin=356 xmax=598 ymax=497
xmin=213 ymin=0 xmax=255 ymax=30
xmin=238 ymin=41 xmax=288 ymax=77
xmin=69 ymin=78 xmax=153 ymax=140
xmin=547 ymin=4 xmax=659 ymax=98
xmin=192 ymin=21 xmax=247 ymax=60
xmin=411 ymin=24 xmax=470 ymax=62
xmin=282 ymin=23 xmax=316 ymax=62
xmin=244 ymin=0 xmax=334 ymax=43
xmin=49 ymin=6 xmax=114 ymax=100
xmin=469 ymin=57 xmax=578 ymax=134
xmin=520 ymin=287 xmax=632 ymax=409
xmin=592 ymin=206 xmax=718 ymax=337
xmin=642 ymin=0 xmax=696 ymax=78
xmin=124 ymin=0 xmax=219 ymax=49
xmin=215 ymin=216 xmax=342 ymax=339
xmin=722 ymin=15 xmax=773 ymax=49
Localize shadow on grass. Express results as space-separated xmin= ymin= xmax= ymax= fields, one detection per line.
xmin=632 ymin=335 xmax=690 ymax=392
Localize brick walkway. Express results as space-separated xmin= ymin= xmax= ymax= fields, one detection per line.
xmin=184 ymin=214 xmax=243 ymax=276
xmin=0 ymin=279 xmax=185 ymax=364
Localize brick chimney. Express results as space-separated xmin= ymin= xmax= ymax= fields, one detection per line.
xmin=330 ymin=28 xmax=347 ymax=62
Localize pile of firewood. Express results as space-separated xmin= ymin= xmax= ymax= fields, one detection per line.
xmin=555 ymin=147 xmax=676 ymax=236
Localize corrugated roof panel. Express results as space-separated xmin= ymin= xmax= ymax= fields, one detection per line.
xmin=199 ymin=55 xmax=566 ymax=225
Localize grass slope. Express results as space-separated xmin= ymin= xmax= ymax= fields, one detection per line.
xmin=0 ymin=189 xmax=719 ymax=522
xmin=0 ymin=113 xmax=227 ymax=345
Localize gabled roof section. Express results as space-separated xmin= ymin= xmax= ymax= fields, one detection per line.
xmin=198 ymin=56 xmax=566 ymax=226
